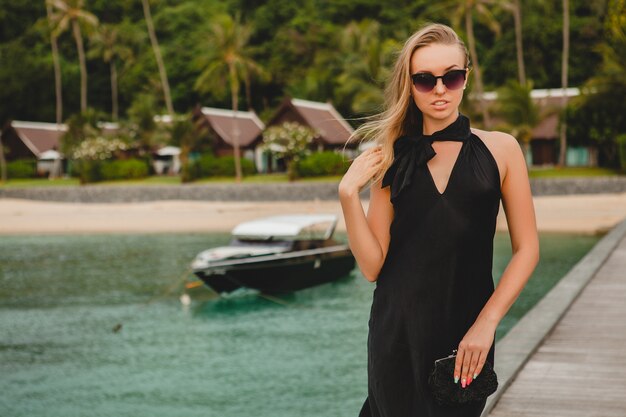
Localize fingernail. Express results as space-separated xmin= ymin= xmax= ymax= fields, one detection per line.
xmin=454 ymin=376 xmax=459 ymax=384
xmin=461 ymin=378 xmax=466 ymax=388
xmin=473 ymin=373 xmax=477 ymax=379
xmin=468 ymin=377 xmax=472 ymax=385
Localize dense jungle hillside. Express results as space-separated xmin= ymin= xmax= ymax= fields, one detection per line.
xmin=0 ymin=0 xmax=617 ymax=126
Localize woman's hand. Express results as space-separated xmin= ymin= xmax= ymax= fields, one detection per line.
xmin=454 ymin=317 xmax=497 ymax=388
xmin=338 ymin=145 xmax=383 ymax=198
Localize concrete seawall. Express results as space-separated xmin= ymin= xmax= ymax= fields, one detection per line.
xmin=1 ymin=176 xmax=625 ymax=203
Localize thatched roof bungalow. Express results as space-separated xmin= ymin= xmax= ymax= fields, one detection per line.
xmin=260 ymin=97 xmax=356 ymax=152
xmin=1 ymin=120 xmax=67 ymax=161
xmin=192 ymin=106 xmax=265 ymax=157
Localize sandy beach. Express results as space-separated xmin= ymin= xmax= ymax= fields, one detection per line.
xmin=1 ymin=192 xmax=626 ymax=235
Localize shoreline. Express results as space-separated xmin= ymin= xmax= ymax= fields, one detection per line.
xmin=1 ymin=192 xmax=626 ymax=235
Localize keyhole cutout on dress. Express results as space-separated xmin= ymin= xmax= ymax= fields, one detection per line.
xmin=425 ymin=141 xmax=465 ymax=196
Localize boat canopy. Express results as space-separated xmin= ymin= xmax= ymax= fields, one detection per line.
xmin=231 ymin=214 xmax=338 ymax=240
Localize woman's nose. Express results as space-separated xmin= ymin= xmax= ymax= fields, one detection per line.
xmin=434 ymin=78 xmax=446 ymax=94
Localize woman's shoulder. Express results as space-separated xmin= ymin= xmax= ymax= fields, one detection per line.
xmin=470 ymin=128 xmax=523 ymax=185
xmin=470 ymin=127 xmax=518 ymax=148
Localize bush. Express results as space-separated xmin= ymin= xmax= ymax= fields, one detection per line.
xmin=73 ymin=158 xmax=149 ymax=183
xmin=100 ymin=159 xmax=149 ymax=181
xmin=73 ymin=160 xmax=102 ymax=184
xmin=296 ymin=151 xmax=350 ymax=177
xmin=618 ymin=134 xmax=626 ymax=171
xmin=184 ymin=154 xmax=256 ymax=181
xmin=7 ymin=159 xmax=37 ymax=178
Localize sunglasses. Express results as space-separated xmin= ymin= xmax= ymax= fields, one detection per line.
xmin=410 ymin=68 xmax=467 ymax=93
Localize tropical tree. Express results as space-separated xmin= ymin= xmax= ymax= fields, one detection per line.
xmin=47 ymin=0 xmax=98 ymax=113
xmin=558 ymin=0 xmax=570 ymax=166
xmin=168 ymin=116 xmax=207 ymax=183
xmin=141 ymin=0 xmax=174 ymax=116
xmin=495 ymin=79 xmax=539 ymax=165
xmin=261 ymin=122 xmax=317 ymax=181
xmin=46 ymin=1 xmax=63 ymax=124
xmin=565 ymin=0 xmax=626 ymax=169
xmin=0 ymin=131 xmax=6 ymax=183
xmin=60 ymin=108 xmax=105 ymax=158
xmin=88 ymin=23 xmax=134 ymax=121
xmin=335 ymin=19 xmax=398 ymax=114
xmin=127 ymin=92 xmax=160 ymax=154
xmin=194 ymin=13 xmax=266 ymax=182
xmin=434 ymin=0 xmax=506 ymax=128
xmin=501 ymin=0 xmax=526 ymax=86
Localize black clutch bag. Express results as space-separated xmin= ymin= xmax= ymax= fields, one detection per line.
xmin=427 ymin=349 xmax=498 ymax=407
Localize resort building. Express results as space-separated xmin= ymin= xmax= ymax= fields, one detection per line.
xmin=482 ymin=87 xmax=593 ymax=166
xmin=1 ymin=120 xmax=67 ymax=176
xmin=191 ymin=106 xmax=265 ymax=166
xmin=256 ymin=97 xmax=357 ymax=173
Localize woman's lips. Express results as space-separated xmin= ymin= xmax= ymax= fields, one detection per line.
xmin=431 ymin=100 xmax=449 ymax=110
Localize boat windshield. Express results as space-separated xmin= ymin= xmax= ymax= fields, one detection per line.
xmin=231 ymin=215 xmax=337 ymax=241
xmin=229 ymin=238 xmax=294 ymax=249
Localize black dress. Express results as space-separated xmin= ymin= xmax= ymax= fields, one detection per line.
xmin=358 ymin=113 xmax=501 ymax=417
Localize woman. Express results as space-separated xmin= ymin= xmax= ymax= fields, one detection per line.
xmin=338 ymin=23 xmax=539 ymax=416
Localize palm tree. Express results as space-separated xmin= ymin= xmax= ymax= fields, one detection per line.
xmin=88 ymin=24 xmax=133 ymax=121
xmin=501 ymin=0 xmax=526 ymax=86
xmin=46 ymin=1 xmax=63 ymax=124
xmin=0 ymin=130 xmax=6 ymax=183
xmin=141 ymin=0 xmax=174 ymax=116
xmin=558 ymin=0 xmax=570 ymax=166
xmin=435 ymin=0 xmax=505 ymax=129
xmin=47 ymin=0 xmax=98 ymax=113
xmin=335 ymin=19 xmax=398 ymax=114
xmin=194 ymin=14 xmax=266 ymax=182
xmin=495 ymin=79 xmax=539 ymax=165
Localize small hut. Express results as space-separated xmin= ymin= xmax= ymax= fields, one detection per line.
xmin=192 ymin=106 xmax=265 ymax=166
xmin=1 ymin=120 xmax=68 ymax=176
xmin=257 ymin=97 xmax=357 ymax=173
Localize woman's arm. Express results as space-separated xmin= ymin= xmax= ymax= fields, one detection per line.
xmin=455 ymin=132 xmax=540 ymax=388
xmin=478 ymin=133 xmax=540 ymax=326
xmin=338 ymin=146 xmax=394 ymax=282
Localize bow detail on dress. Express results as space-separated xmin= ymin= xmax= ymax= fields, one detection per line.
xmin=381 ymin=113 xmax=472 ymax=202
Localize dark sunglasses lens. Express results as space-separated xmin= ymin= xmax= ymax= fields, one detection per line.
xmin=442 ymin=71 xmax=466 ymax=90
xmin=412 ymin=74 xmax=436 ymax=92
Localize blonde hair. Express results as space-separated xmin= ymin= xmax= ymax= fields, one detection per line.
xmin=347 ymin=22 xmax=470 ymax=185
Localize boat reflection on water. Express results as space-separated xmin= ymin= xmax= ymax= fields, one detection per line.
xmin=190 ymin=214 xmax=355 ymax=294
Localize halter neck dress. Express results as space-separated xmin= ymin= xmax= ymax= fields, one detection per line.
xmin=358 ymin=113 xmax=501 ymax=417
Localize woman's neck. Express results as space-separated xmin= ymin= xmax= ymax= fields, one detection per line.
xmin=422 ymin=112 xmax=460 ymax=135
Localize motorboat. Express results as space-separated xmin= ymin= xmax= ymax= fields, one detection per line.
xmin=190 ymin=214 xmax=355 ymax=294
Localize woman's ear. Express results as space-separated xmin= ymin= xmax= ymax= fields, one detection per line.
xmin=463 ymin=67 xmax=470 ymax=90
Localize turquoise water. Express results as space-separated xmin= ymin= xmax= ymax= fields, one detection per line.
xmin=0 ymin=231 xmax=600 ymax=417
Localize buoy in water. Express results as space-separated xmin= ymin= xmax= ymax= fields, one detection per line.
xmin=180 ymin=293 xmax=191 ymax=306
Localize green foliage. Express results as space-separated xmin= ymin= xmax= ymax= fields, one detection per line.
xmin=261 ymin=121 xmax=317 ymax=180
xmin=73 ymin=157 xmax=149 ymax=183
xmin=618 ymin=134 xmax=626 ymax=171
xmin=565 ymin=83 xmax=626 ymax=167
xmin=72 ymin=159 xmax=102 ymax=183
xmin=100 ymin=158 xmax=149 ymax=180
xmin=61 ymin=108 xmax=108 ymax=155
xmin=262 ymin=122 xmax=315 ymax=160
xmin=565 ymin=0 xmax=626 ymax=167
xmin=127 ymin=92 xmax=157 ymax=133
xmin=0 ymin=0 xmax=616 ymax=157
xmin=296 ymin=151 xmax=349 ymax=177
xmin=333 ymin=19 xmax=398 ymax=115
xmin=183 ymin=153 xmax=256 ymax=181
xmin=495 ymin=79 xmax=539 ymax=144
xmin=71 ymin=136 xmax=128 ymax=160
xmin=7 ymin=159 xmax=37 ymax=179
